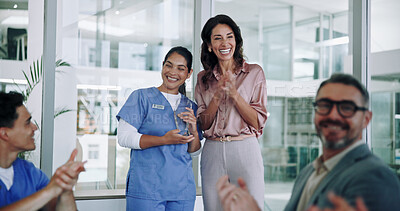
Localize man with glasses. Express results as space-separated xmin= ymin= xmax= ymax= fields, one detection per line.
xmin=284 ymin=73 xmax=400 ymax=211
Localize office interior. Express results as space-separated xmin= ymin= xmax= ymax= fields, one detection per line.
xmin=0 ymin=0 xmax=399 ymax=210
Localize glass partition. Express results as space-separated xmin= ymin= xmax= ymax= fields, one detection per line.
xmin=215 ymin=0 xmax=349 ymax=210
xmin=0 ymin=2 xmax=29 ymax=89
xmin=0 ymin=2 xmax=28 ymax=61
xmin=370 ymin=0 xmax=400 ymax=179
xmin=2 ymin=0 xmax=392 ymax=208
xmin=55 ymin=0 xmax=195 ymax=194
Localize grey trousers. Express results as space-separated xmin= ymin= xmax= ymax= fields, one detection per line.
xmin=200 ymin=137 xmax=264 ymax=211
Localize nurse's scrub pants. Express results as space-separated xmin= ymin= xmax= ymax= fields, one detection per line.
xmin=126 ymin=196 xmax=195 ymax=211
xmin=200 ymin=136 xmax=265 ymax=211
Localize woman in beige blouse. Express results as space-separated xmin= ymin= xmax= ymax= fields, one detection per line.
xmin=195 ymin=14 xmax=268 ymax=211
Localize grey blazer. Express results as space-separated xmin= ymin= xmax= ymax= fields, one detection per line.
xmin=284 ymin=144 xmax=400 ymax=211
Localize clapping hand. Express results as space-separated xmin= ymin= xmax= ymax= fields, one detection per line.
xmin=217 ymin=175 xmax=261 ymax=211
xmin=47 ymin=149 xmax=86 ymax=195
xmin=307 ymin=192 xmax=368 ymax=211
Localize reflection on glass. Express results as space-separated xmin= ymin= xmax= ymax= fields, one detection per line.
xmin=0 ymin=9 xmax=29 ymax=61
xmin=371 ymin=0 xmax=400 ymax=53
xmin=370 ymin=0 xmax=400 ymax=178
xmin=294 ymin=11 xmax=320 ymax=81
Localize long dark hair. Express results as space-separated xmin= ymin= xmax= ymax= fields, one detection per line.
xmin=163 ymin=46 xmax=193 ymax=96
xmin=200 ymin=14 xmax=244 ymax=89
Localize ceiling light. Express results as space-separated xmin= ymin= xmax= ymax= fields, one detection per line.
xmin=77 ymin=84 xmax=121 ymax=91
xmin=78 ymin=20 xmax=134 ymax=37
xmin=316 ymin=36 xmax=349 ymax=47
xmin=115 ymin=10 xmax=120 ymax=15
xmin=13 ymin=4 xmax=18 ymax=9
xmin=0 ymin=78 xmax=27 ymax=84
xmin=1 ymin=16 xmax=28 ymax=25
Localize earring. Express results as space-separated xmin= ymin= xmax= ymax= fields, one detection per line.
xmin=208 ymin=47 xmax=212 ymax=52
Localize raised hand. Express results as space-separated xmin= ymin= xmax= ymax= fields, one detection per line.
xmin=217 ymin=175 xmax=261 ymax=211
xmin=220 ymin=71 xmax=238 ymax=100
xmin=307 ymin=192 xmax=368 ymax=211
xmin=47 ymin=149 xmax=86 ymax=195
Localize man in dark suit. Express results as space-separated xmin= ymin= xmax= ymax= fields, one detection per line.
xmin=284 ymin=74 xmax=400 ymax=211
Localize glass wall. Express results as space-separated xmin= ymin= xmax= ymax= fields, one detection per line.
xmin=0 ymin=1 xmax=29 ymax=91
xmin=55 ymin=0 xmax=195 ymax=193
xmin=2 ymin=0 xmax=400 ymax=210
xmin=370 ymin=0 xmax=400 ymax=178
xmin=0 ymin=2 xmax=28 ymax=61
xmin=0 ymin=1 xmax=35 ymax=163
xmin=215 ymin=0 xmax=349 ymax=210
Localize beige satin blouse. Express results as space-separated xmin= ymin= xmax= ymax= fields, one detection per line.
xmin=194 ymin=62 xmax=268 ymax=139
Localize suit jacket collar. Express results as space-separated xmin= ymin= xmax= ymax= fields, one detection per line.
xmin=286 ymin=144 xmax=371 ymax=211
xmin=288 ymin=164 xmax=314 ymax=210
xmin=307 ymin=144 xmax=371 ymax=206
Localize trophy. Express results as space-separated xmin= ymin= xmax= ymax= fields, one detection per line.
xmin=174 ymin=100 xmax=192 ymax=136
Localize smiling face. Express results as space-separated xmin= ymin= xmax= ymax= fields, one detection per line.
xmin=314 ymin=83 xmax=372 ymax=152
xmin=158 ymin=52 xmax=193 ymax=94
xmin=3 ymin=105 xmax=38 ymax=152
xmin=208 ymin=24 xmax=236 ymax=62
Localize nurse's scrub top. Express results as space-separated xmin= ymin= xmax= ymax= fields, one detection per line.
xmin=0 ymin=158 xmax=49 ymax=207
xmin=117 ymin=87 xmax=202 ymax=201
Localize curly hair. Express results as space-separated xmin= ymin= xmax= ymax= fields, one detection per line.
xmin=0 ymin=91 xmax=24 ymax=128
xmin=200 ymin=14 xmax=244 ymax=89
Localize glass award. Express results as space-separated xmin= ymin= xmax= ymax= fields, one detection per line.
xmin=174 ymin=100 xmax=192 ymax=136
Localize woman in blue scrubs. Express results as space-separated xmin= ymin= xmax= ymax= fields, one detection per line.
xmin=117 ymin=46 xmax=202 ymax=211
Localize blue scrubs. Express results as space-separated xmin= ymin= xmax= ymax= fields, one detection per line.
xmin=0 ymin=158 xmax=49 ymax=208
xmin=117 ymin=87 xmax=202 ymax=210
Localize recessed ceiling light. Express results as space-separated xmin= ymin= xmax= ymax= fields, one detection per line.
xmin=115 ymin=10 xmax=120 ymax=15
xmin=0 ymin=78 xmax=27 ymax=85
xmin=1 ymin=16 xmax=28 ymax=25
xmin=78 ymin=20 xmax=134 ymax=37
xmin=77 ymin=84 xmax=121 ymax=91
xmin=13 ymin=4 xmax=18 ymax=9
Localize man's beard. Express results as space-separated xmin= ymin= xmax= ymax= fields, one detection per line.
xmin=319 ymin=134 xmax=355 ymax=150
xmin=316 ymin=119 xmax=355 ymax=150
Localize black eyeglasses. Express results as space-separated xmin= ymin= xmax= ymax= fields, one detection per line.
xmin=312 ymin=99 xmax=368 ymax=118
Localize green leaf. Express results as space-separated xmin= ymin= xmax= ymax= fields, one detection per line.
xmin=36 ymin=59 xmax=40 ymax=80
xmin=40 ymin=56 xmax=43 ymax=77
xmin=56 ymin=59 xmax=71 ymax=67
xmin=21 ymin=56 xmax=71 ymax=104
xmin=22 ymin=70 xmax=32 ymax=89
xmin=54 ymin=108 xmax=74 ymax=118
xmin=29 ymin=65 xmax=35 ymax=87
